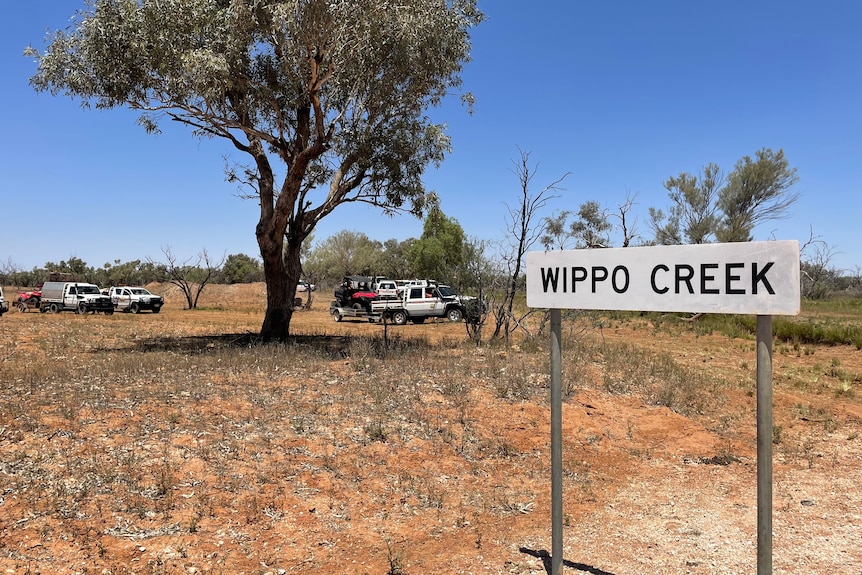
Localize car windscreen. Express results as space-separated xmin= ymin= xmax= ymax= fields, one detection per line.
xmin=131 ymin=289 xmax=151 ymax=295
xmin=78 ymin=286 xmax=102 ymax=294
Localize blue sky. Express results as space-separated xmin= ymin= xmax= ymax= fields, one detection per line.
xmin=2 ymin=1 xmax=860 ymax=273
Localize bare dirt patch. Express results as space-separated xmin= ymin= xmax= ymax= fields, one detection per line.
xmin=1 ymin=284 xmax=860 ymax=574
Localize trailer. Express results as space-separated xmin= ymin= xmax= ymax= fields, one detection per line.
xmin=329 ymin=301 xmax=381 ymax=322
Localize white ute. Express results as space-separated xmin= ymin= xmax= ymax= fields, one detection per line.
xmin=109 ymin=286 xmax=164 ymax=314
xmin=371 ymin=284 xmax=465 ymax=325
xmin=39 ymin=282 xmax=114 ymax=314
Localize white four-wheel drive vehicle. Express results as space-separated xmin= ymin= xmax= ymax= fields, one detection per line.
xmin=109 ymin=286 xmax=164 ymax=313
xmin=374 ymin=279 xmax=400 ymax=299
xmin=0 ymin=286 xmax=7 ymax=317
xmin=39 ymin=282 xmax=114 ymax=314
xmin=370 ymin=284 xmax=465 ymax=325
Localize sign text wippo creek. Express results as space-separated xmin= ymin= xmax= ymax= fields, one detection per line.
xmin=526 ymin=241 xmax=800 ymax=315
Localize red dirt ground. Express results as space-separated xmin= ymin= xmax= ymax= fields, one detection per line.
xmin=0 ymin=283 xmax=860 ymax=574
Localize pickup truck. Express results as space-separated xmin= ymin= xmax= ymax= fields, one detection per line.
xmin=39 ymin=281 xmax=114 ymax=314
xmin=109 ymin=286 xmax=164 ymax=313
xmin=370 ymin=284 xmax=465 ymax=325
xmin=0 ymin=287 xmax=7 ymax=317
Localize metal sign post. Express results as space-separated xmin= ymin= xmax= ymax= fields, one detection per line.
xmin=756 ymin=315 xmax=773 ymax=575
xmin=550 ymin=309 xmax=563 ymax=575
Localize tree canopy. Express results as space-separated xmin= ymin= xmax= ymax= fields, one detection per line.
xmin=303 ymin=230 xmax=382 ymax=281
xmin=29 ymin=0 xmax=482 ymax=340
xmin=409 ymin=203 xmax=466 ymax=281
xmin=649 ymin=148 xmax=799 ymax=245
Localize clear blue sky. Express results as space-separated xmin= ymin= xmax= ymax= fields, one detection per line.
xmin=2 ymin=1 xmax=860 ymax=273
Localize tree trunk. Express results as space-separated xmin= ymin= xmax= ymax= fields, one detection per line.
xmin=258 ymin=236 xmax=303 ymax=342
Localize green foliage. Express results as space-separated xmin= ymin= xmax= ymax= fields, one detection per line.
xmin=378 ymin=238 xmax=416 ymax=280
xmin=804 ymin=297 xmax=862 ymax=316
xmin=650 ymin=148 xmax=799 ymax=245
xmin=773 ymin=318 xmax=862 ymax=350
xmin=647 ymin=206 xmax=682 ymax=246
xmin=541 ymin=201 xmax=612 ymax=250
xmin=689 ymin=310 xmax=862 ymax=349
xmin=716 ymin=149 xmax=799 ymax=242
xmin=220 ymin=253 xmax=263 ymax=284
xmin=0 ymin=257 xmax=168 ymax=287
xmin=662 ymin=163 xmax=721 ymax=244
xmin=409 ymin=204 xmax=465 ymax=281
xmin=609 ymin=301 xmax=862 ymax=350
xmin=570 ymin=201 xmax=612 ymax=248
xmin=304 ymin=230 xmax=383 ymax=284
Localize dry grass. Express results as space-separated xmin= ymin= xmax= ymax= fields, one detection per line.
xmin=1 ymin=283 xmax=860 ymax=574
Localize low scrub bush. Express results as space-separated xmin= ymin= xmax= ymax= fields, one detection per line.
xmin=598 ymin=340 xmax=720 ymax=416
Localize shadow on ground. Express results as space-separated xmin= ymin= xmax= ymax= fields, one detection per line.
xmin=97 ymin=332 xmax=433 ymax=358
xmin=520 ymin=548 xmax=618 ymax=575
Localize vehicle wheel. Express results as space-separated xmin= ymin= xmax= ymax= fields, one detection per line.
xmin=331 ymin=309 xmax=343 ymax=322
xmin=49 ymin=303 xmax=60 ymax=314
xmin=152 ymin=307 xmax=161 ymax=314
xmin=77 ymin=303 xmax=88 ymax=315
xmin=104 ymin=309 xmax=114 ymax=315
xmin=392 ymin=310 xmax=408 ymax=325
xmin=18 ymin=303 xmax=27 ymax=313
xmin=411 ymin=317 xmax=426 ymax=324
xmin=130 ymin=303 xmax=140 ymax=314
xmin=352 ymin=302 xmax=363 ymax=311
xmin=447 ymin=307 xmax=463 ymax=322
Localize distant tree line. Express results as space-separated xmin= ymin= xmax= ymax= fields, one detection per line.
xmin=0 ymin=256 xmax=169 ymax=288
xmin=3 ymin=147 xmax=860 ymax=316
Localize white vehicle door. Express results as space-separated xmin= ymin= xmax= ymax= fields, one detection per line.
xmin=64 ymin=285 xmax=78 ymax=308
xmin=403 ymin=287 xmax=431 ymax=315
xmin=118 ymin=288 xmax=132 ymax=308
xmin=427 ymin=287 xmax=445 ymax=313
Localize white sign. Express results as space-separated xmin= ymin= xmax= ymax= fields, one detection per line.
xmin=526 ymin=240 xmax=800 ymax=315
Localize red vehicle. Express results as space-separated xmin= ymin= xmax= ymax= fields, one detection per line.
xmin=333 ymin=275 xmax=377 ymax=312
xmin=16 ymin=284 xmax=43 ymax=312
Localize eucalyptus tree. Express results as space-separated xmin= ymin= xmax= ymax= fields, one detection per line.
xmin=661 ymin=163 xmax=722 ymax=244
xmin=28 ymin=0 xmax=482 ymax=340
xmin=715 ymin=148 xmax=799 ymax=242
xmin=304 ymin=230 xmax=382 ymax=282
xmin=378 ymin=238 xmax=415 ymax=280
xmin=409 ymin=203 xmax=466 ymax=281
xmin=570 ymin=200 xmax=611 ymax=249
xmin=650 ymin=148 xmax=799 ymax=246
